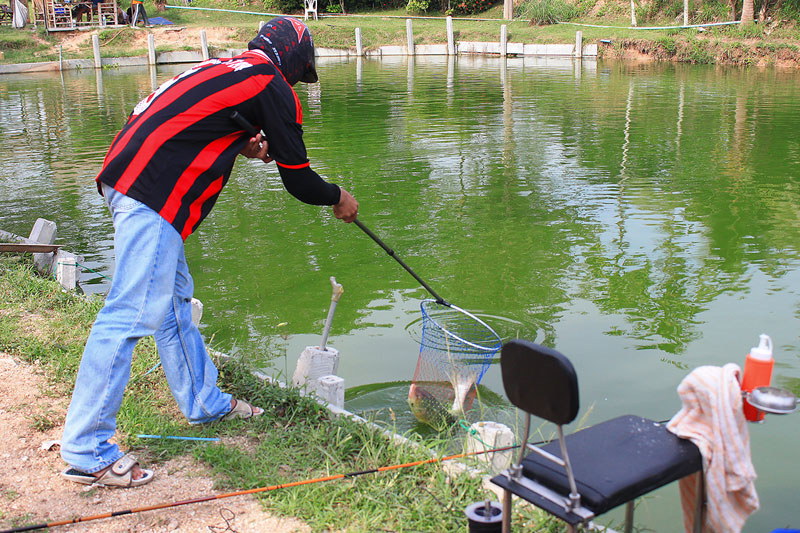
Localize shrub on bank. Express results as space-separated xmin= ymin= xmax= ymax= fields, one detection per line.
xmin=449 ymin=0 xmax=497 ymax=15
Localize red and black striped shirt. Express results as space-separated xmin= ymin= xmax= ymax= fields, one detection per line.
xmin=96 ymin=49 xmax=336 ymax=240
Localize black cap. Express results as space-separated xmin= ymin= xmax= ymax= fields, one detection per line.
xmin=248 ymin=16 xmax=318 ymax=86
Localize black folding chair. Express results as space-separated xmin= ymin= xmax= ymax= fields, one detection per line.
xmin=490 ymin=339 xmax=705 ymax=533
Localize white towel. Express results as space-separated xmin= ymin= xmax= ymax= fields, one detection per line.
xmin=667 ymin=364 xmax=759 ymax=533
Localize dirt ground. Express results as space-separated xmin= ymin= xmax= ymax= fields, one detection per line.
xmin=56 ymin=25 xmax=242 ymax=55
xmin=0 ymin=351 xmax=310 ymax=533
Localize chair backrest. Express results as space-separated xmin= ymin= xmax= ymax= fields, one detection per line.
xmin=500 ymin=339 xmax=579 ymax=425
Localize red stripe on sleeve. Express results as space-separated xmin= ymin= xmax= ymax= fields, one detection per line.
xmin=158 ymin=130 xmax=242 ymax=223
xmin=277 ymin=161 xmax=311 ymax=169
xmin=115 ymin=75 xmax=274 ymax=194
xmin=291 ymin=87 xmax=303 ymax=125
xmin=181 ymin=175 xmax=225 ymax=240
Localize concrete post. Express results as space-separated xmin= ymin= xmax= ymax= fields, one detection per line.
xmin=147 ymin=33 xmax=156 ymax=66
xmin=683 ymin=0 xmax=689 ymax=25
xmin=55 ymin=251 xmax=81 ymax=291
xmin=500 ymin=24 xmax=507 ymax=57
xmin=355 ymin=27 xmax=362 ymax=56
xmin=406 ymin=19 xmax=414 ymax=56
xmin=92 ymin=33 xmax=101 ymax=69
xmin=259 ymin=20 xmax=266 ymax=30
xmin=575 ymin=30 xmax=583 ymax=58
xmin=200 ymin=30 xmax=209 ymax=61
xmin=503 ymin=0 xmax=513 ymax=20
xmin=28 ymin=218 xmax=57 ymax=275
xmin=446 ymin=16 xmax=455 ymax=56
xmin=293 ymin=346 xmax=340 ymax=388
xmin=316 ymin=375 xmax=345 ymax=409
xmin=465 ymin=421 xmax=515 ymax=473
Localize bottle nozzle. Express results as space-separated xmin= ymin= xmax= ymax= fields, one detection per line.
xmin=750 ymin=333 xmax=773 ymax=361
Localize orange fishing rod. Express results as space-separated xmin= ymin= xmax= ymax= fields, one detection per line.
xmin=0 ymin=444 xmax=518 ymax=533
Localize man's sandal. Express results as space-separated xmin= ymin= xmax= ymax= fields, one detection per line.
xmin=221 ymin=398 xmax=264 ymax=420
xmin=61 ymin=454 xmax=154 ymax=488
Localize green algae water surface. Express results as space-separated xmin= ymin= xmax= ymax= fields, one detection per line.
xmin=1 ymin=56 xmax=799 ymax=531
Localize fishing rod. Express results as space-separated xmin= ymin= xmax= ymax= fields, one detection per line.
xmin=0 ymin=444 xmax=519 ymax=533
xmin=353 ymin=219 xmax=448 ymax=306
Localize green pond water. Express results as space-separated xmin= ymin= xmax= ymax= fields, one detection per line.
xmin=1 ymin=56 xmax=798 ymax=531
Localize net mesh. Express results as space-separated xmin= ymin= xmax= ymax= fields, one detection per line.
xmin=408 ymin=300 xmax=502 ymax=429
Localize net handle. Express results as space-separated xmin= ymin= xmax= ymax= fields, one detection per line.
xmin=354 ymin=219 xmax=449 ymax=307
xmin=423 ymin=300 xmax=502 ymax=353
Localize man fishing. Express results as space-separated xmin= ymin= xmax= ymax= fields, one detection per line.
xmin=60 ymin=16 xmax=358 ymax=488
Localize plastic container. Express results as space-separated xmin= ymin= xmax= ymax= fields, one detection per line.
xmin=741 ymin=334 xmax=774 ymax=422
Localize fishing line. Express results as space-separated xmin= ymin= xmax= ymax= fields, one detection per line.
xmin=0 ymin=445 xmax=519 ymax=533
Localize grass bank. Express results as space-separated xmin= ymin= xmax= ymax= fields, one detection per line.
xmin=0 ymin=253 xmax=554 ymax=531
xmin=1 ymin=0 xmax=799 ymax=67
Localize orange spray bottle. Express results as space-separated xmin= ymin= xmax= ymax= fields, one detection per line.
xmin=741 ymin=334 xmax=774 ymax=422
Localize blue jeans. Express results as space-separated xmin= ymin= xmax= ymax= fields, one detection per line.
xmin=61 ymin=184 xmax=232 ymax=474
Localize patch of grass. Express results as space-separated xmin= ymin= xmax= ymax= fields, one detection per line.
xmin=7 ymin=513 xmax=36 ymax=529
xmin=0 ymin=27 xmax=57 ymax=63
xmin=721 ymin=22 xmax=766 ymax=39
xmin=684 ymin=39 xmax=714 ymax=63
xmin=655 ymin=35 xmax=677 ymax=54
xmin=696 ymin=0 xmax=730 ymax=20
xmin=27 ymin=407 xmax=60 ymax=432
xmin=0 ymin=254 xmax=556 ymax=531
xmin=518 ymin=0 xmax=578 ymax=25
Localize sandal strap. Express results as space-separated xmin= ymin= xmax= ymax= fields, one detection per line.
xmin=111 ymin=454 xmax=138 ymax=476
xmin=236 ymin=399 xmax=253 ymax=417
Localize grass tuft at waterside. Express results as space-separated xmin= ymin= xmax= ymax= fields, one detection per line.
xmin=0 ymin=254 xmax=556 ymax=531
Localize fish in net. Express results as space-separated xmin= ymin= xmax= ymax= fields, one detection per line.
xmin=408 ymin=299 xmax=502 ymax=430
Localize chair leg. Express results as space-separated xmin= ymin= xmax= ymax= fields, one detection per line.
xmin=502 ymin=489 xmax=512 ymax=533
xmin=623 ymin=501 xmax=634 ymax=533
xmin=692 ymin=470 xmax=705 ymax=533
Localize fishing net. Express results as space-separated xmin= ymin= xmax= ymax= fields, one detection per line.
xmin=408 ymin=299 xmax=502 ymax=430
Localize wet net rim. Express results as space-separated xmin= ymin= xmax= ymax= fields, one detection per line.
xmin=420 ymin=299 xmax=502 ymax=353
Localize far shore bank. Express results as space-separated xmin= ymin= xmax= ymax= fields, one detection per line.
xmin=2 ymin=7 xmax=799 ymax=72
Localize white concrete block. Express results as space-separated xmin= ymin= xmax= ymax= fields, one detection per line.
xmin=54 ymin=251 xmax=80 ymax=291
xmin=379 ymin=45 xmax=406 ymax=56
xmin=465 ymin=421 xmax=515 ymax=474
xmin=507 ymin=42 xmax=524 ymax=55
xmin=28 ymin=218 xmax=57 ymax=275
xmin=316 ymin=374 xmax=345 ymax=409
xmin=292 ymin=346 xmax=340 ymax=388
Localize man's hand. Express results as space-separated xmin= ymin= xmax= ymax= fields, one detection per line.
xmin=333 ymin=187 xmax=358 ymax=223
xmin=239 ymin=134 xmax=273 ymax=164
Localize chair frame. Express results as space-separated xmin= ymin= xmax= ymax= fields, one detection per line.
xmin=492 ymin=340 xmax=705 ymax=533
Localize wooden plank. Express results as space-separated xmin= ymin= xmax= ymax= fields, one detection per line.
xmin=0 ymin=243 xmax=62 ymax=253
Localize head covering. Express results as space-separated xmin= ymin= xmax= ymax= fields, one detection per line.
xmin=248 ymin=16 xmax=318 ymax=86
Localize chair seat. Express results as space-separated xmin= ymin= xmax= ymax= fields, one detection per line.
xmin=492 ymin=415 xmax=702 ymax=523
xmin=526 ymin=415 xmax=701 ymax=514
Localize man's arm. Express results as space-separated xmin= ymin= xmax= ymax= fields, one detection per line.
xmin=277 ymin=165 xmax=359 ymax=223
